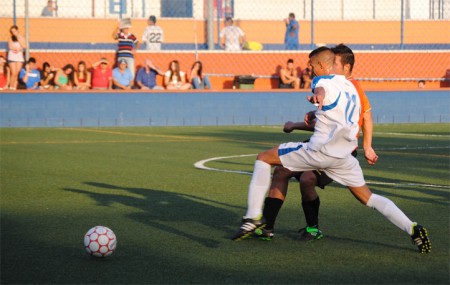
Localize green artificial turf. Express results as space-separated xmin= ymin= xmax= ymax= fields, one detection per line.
xmin=1 ymin=124 xmax=449 ymax=284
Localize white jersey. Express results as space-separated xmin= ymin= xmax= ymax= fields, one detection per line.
xmin=220 ymin=26 xmax=244 ymax=51
xmin=308 ymin=75 xmax=361 ymax=158
xmin=142 ymin=25 xmax=164 ymax=50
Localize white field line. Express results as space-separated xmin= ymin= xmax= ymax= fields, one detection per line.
xmin=194 ymin=152 xmax=450 ymax=189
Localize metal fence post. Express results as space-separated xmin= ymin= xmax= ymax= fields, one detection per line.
xmin=207 ymin=0 xmax=214 ymax=50
xmin=400 ymin=0 xmax=405 ymax=49
xmin=25 ymin=0 xmax=30 ymax=60
xmin=311 ymin=0 xmax=314 ymax=50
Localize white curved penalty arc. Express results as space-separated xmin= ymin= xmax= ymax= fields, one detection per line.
xmin=194 ymin=154 xmax=450 ymax=189
xmin=194 ymin=154 xmax=256 ymax=175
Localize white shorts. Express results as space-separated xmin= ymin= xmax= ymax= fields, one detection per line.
xmin=278 ymin=142 xmax=366 ymax=187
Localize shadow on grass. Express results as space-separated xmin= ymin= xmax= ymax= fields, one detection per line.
xmin=65 ymin=182 xmax=241 ymax=248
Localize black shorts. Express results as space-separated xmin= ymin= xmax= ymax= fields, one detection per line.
xmin=292 ymin=149 xmax=357 ymax=189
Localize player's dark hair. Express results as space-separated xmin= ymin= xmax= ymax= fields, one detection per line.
xmin=28 ymin=57 xmax=36 ymax=64
xmin=308 ymin=46 xmax=332 ymax=59
xmin=287 ymin=58 xmax=294 ymax=64
xmin=289 ymin=13 xmax=295 ymax=18
xmin=331 ymin=44 xmax=355 ymax=72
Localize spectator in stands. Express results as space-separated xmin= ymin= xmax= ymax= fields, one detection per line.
xmin=91 ymin=58 xmax=112 ymax=90
xmin=284 ymin=13 xmax=299 ymax=50
xmin=41 ymin=0 xmax=57 ymax=17
xmin=112 ymin=59 xmax=134 ymax=90
xmin=0 ymin=56 xmax=11 ymax=90
xmin=418 ymin=80 xmax=426 ymax=89
xmin=279 ymin=58 xmax=300 ymax=89
xmin=19 ymin=57 xmax=41 ymax=90
xmin=164 ymin=60 xmax=191 ymax=90
xmin=220 ymin=17 xmax=246 ymax=51
xmin=40 ymin=62 xmax=56 ymax=90
xmin=142 ymin=15 xmax=164 ymax=51
xmin=8 ymin=25 xmax=26 ymax=90
xmin=54 ymin=64 xmax=75 ymax=90
xmin=74 ymin=61 xmax=91 ymax=90
xmin=301 ymin=67 xmax=313 ymax=89
xmin=188 ymin=61 xmax=211 ymax=90
xmin=136 ymin=59 xmax=165 ymax=90
xmin=113 ymin=18 xmax=140 ymax=80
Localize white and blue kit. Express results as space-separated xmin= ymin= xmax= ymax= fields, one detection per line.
xmin=278 ymin=75 xmax=366 ymax=187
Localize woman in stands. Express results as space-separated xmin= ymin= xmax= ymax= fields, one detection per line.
xmin=54 ymin=64 xmax=75 ymax=90
xmin=0 ymin=56 xmax=11 ymax=90
xmin=188 ymin=61 xmax=211 ymax=90
xmin=7 ymin=25 xmax=26 ymax=90
xmin=40 ymin=62 xmax=56 ymax=90
xmin=164 ymin=60 xmax=191 ymax=90
xmin=74 ymin=61 xmax=91 ymax=90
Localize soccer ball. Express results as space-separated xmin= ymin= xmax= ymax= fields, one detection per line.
xmin=84 ymin=226 xmax=117 ymax=257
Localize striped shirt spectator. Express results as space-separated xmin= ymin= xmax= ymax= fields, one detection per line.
xmin=113 ymin=19 xmax=140 ymax=79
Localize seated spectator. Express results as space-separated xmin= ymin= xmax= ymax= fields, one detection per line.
xmin=112 ymin=59 xmax=134 ymax=90
xmin=91 ymin=57 xmax=112 ymax=90
xmin=0 ymin=56 xmax=11 ymax=90
xmin=188 ymin=61 xmax=211 ymax=89
xmin=40 ymin=62 xmax=56 ymax=90
xmin=164 ymin=60 xmax=191 ymax=90
xmin=54 ymin=64 xmax=74 ymax=90
xmin=279 ymin=58 xmax=300 ymax=89
xmin=19 ymin=57 xmax=41 ymax=90
xmin=136 ymin=59 xmax=164 ymax=90
xmin=74 ymin=61 xmax=91 ymax=90
xmin=418 ymin=80 xmax=426 ymax=89
xmin=301 ymin=67 xmax=312 ymax=89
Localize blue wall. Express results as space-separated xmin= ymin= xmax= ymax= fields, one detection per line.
xmin=0 ymin=90 xmax=449 ymax=128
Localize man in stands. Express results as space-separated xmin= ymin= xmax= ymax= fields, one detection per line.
xmin=91 ymin=58 xmax=112 ymax=90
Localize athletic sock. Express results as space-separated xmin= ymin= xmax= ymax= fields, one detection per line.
xmin=263 ymin=197 xmax=284 ymax=230
xmin=302 ymin=197 xmax=320 ymax=227
xmin=366 ymin=193 xmax=414 ymax=235
xmin=245 ymin=160 xmax=271 ymax=219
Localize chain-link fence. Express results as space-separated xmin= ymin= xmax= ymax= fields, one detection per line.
xmin=1 ymin=0 xmax=449 ymax=89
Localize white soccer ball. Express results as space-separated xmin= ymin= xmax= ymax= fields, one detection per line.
xmin=84 ymin=226 xmax=117 ymax=257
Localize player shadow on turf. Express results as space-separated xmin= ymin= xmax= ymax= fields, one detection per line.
xmin=64 ymin=182 xmax=242 ymax=248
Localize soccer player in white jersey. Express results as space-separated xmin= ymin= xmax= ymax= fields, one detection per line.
xmin=142 ymin=15 xmax=164 ymax=51
xmin=231 ymin=46 xmax=431 ymax=254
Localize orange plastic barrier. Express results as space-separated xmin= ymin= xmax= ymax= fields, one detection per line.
xmin=1 ymin=18 xmax=449 ymax=44
xmin=16 ymin=51 xmax=449 ymax=79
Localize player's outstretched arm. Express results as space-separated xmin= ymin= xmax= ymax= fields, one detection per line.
xmin=362 ymin=110 xmax=378 ymax=165
xmin=283 ymin=121 xmax=314 ymax=133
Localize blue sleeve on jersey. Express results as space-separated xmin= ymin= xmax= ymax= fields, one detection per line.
xmin=311 ymin=75 xmax=335 ymax=93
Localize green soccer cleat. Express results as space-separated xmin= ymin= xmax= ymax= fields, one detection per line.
xmin=255 ymin=228 xmax=274 ymax=241
xmin=411 ymin=224 xmax=431 ymax=254
xmin=298 ymin=226 xmax=324 ymax=241
xmin=231 ymin=216 xmax=266 ymax=241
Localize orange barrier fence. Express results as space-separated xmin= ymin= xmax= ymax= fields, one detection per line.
xmin=1 ymin=18 xmax=449 ymax=44
xmin=10 ymin=50 xmax=449 ymax=78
